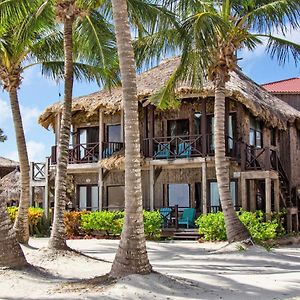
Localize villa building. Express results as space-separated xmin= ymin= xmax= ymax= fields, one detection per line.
xmin=39 ymin=58 xmax=300 ymax=230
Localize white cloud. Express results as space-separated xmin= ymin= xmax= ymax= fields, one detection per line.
xmin=20 ymin=105 xmax=41 ymax=129
xmin=240 ymin=28 xmax=300 ymax=62
xmin=0 ymin=99 xmax=11 ymax=126
xmin=5 ymin=140 xmax=47 ymax=163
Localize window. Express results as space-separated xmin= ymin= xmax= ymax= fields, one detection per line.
xmin=78 ymin=127 xmax=99 ymax=144
xmin=168 ymin=184 xmax=190 ymax=209
xmin=249 ymin=117 xmax=263 ymax=148
xmin=107 ymin=124 xmax=122 ymax=142
xmin=107 ymin=185 xmax=125 ymax=210
xmin=207 ymin=115 xmax=215 ymax=152
xmin=77 ymin=127 xmax=99 ymax=160
xmin=208 ymin=181 xmax=237 ymax=212
xmin=194 ymin=113 xmax=201 ymax=135
xmin=78 ymin=185 xmax=99 ymax=211
xmin=167 ymin=119 xmax=189 ymax=137
xmin=271 ymin=128 xmax=277 ymax=146
xmin=228 ymin=114 xmax=236 ymax=151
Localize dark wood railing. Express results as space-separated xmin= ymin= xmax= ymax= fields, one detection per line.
xmin=51 ymin=141 xmax=124 ymax=164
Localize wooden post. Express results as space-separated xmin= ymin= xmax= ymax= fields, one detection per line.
xmin=241 ymin=174 xmax=247 ymax=210
xmin=249 ymin=180 xmax=256 ymax=212
xmin=120 ymin=109 xmax=124 ymax=142
xmin=241 ymin=143 xmax=246 ymax=171
xmin=274 ymin=178 xmax=280 ymax=212
xmin=149 ymin=106 xmax=154 ymax=157
xmin=265 ymin=177 xmax=272 ymax=220
xmin=44 ymin=158 xmax=50 ymax=220
xmin=99 ymin=110 xmax=104 ymax=210
xmin=265 ymin=147 xmax=271 ymax=171
xmin=201 ymin=160 xmax=207 ymax=214
xmin=149 ymin=165 xmax=154 ymax=210
xmin=201 ymin=99 xmax=207 ymax=156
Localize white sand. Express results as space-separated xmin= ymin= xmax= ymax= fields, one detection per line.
xmin=0 ymin=238 xmax=299 ymax=299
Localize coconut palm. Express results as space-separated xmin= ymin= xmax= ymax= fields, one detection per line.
xmin=109 ymin=0 xmax=152 ymax=278
xmin=146 ymin=0 xmax=300 ymax=242
xmin=0 ymin=129 xmax=6 ymax=142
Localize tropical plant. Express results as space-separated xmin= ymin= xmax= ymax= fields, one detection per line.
xmin=48 ymin=0 xmax=119 ymax=250
xmin=0 ymin=129 xmax=7 ymax=142
xmin=146 ymin=0 xmax=300 ymax=242
xmin=0 ymin=0 xmax=57 ymax=244
xmin=109 ymin=0 xmax=153 ymax=278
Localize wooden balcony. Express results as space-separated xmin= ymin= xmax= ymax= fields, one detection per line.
xmin=51 ymin=142 xmax=124 ymax=165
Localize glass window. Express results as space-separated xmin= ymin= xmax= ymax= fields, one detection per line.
xmin=194 ymin=113 xmax=201 ymax=135
xmin=228 ymin=114 xmax=236 ymax=150
xmin=91 ymin=186 xmax=99 ymax=211
xmin=107 ymin=185 xmax=125 ymax=210
xmin=79 ymin=186 xmax=87 ymax=210
xmin=249 ymin=117 xmax=263 ymax=148
xmin=209 ymin=181 xmax=237 ymax=210
xmin=107 ymin=124 xmax=122 ymax=142
xmin=167 ymin=119 xmax=189 ymax=137
xmin=168 ymin=184 xmax=190 ymax=209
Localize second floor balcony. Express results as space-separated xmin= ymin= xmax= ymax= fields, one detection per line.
xmin=51 ymin=141 xmax=124 ymax=165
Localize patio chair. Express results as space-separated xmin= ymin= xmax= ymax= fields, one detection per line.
xmin=155 ymin=143 xmax=170 ymax=159
xmin=178 ymin=208 xmax=196 ymax=228
xmin=160 ymin=207 xmax=173 ymax=228
xmin=177 ymin=142 xmax=192 ymax=158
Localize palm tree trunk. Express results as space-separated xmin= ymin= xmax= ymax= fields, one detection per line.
xmin=110 ymin=0 xmax=152 ymax=278
xmin=214 ymin=72 xmax=250 ymax=243
xmin=9 ymin=87 xmax=30 ymax=245
xmin=48 ymin=16 xmax=74 ymax=250
xmin=0 ymin=196 xmax=27 ymax=268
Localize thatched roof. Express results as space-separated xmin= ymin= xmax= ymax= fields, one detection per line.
xmin=99 ymin=150 xmax=125 ymax=170
xmin=39 ymin=57 xmax=300 ymax=130
xmin=0 ymin=170 xmax=43 ymax=202
xmin=0 ymin=157 xmax=19 ymax=168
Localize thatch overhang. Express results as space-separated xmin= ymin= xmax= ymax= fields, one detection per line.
xmin=0 ymin=170 xmax=43 ymax=203
xmin=39 ymin=57 xmax=300 ymax=131
xmin=0 ymin=157 xmax=19 ymax=168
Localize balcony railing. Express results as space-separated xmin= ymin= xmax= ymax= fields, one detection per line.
xmin=51 ymin=142 xmax=124 ymax=165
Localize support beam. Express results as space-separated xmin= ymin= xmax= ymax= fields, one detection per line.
xmin=249 ymin=180 xmax=256 ymax=212
xmin=241 ymin=174 xmax=247 ymax=210
xmin=274 ymin=178 xmax=280 ymax=212
xmin=98 ymin=169 xmax=103 ymax=211
xmin=202 ymin=161 xmax=207 ymax=214
xmin=149 ymin=165 xmax=154 ymax=211
xmin=265 ymin=177 xmax=272 ymax=220
xmin=44 ymin=158 xmax=50 ymax=220
xmin=99 ymin=110 xmax=104 ymax=210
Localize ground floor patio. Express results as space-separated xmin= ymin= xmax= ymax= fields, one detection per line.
xmin=1 ymin=238 xmax=300 ymax=299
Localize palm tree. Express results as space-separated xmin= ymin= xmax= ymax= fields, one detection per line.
xmin=48 ymin=0 xmax=119 ymax=250
xmin=147 ymin=0 xmax=300 ymax=242
xmin=0 ymin=129 xmax=7 ymax=142
xmin=0 ymin=0 xmax=57 ymax=244
xmin=109 ymin=0 xmax=152 ymax=277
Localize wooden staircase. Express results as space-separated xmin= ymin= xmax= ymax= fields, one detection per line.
xmin=161 ymin=228 xmax=200 ymax=240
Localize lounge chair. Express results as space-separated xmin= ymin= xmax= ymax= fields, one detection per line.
xmin=155 ymin=143 xmax=170 ymax=159
xmin=160 ymin=207 xmax=173 ymax=228
xmin=177 ymin=142 xmax=192 ymax=158
xmin=178 ymin=208 xmax=196 ymax=228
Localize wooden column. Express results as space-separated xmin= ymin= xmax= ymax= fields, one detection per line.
xmin=265 ymin=177 xmax=272 ymax=220
xmin=98 ymin=110 xmax=104 ymax=210
xmin=202 ymin=160 xmax=207 ymax=214
xmin=241 ymin=174 xmax=247 ymax=210
xmin=149 ymin=106 xmax=154 ymax=157
xmin=120 ymin=109 xmax=124 ymax=142
xmin=44 ymin=158 xmax=50 ymax=220
xmin=249 ymin=180 xmax=256 ymax=212
xmin=149 ymin=165 xmax=154 ymax=210
xmin=201 ymin=99 xmax=207 ymax=156
xmin=274 ymin=178 xmax=280 ymax=212
xmin=55 ymin=113 xmax=61 ymax=144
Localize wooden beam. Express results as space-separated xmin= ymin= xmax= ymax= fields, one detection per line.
xmin=150 ymin=165 xmax=154 ymax=211
xmin=274 ymin=178 xmax=280 ymax=212
xmin=241 ymin=174 xmax=247 ymax=210
xmin=99 ymin=110 xmax=104 ymax=159
xmin=201 ymin=99 xmax=207 ymax=156
xmin=249 ymin=180 xmax=256 ymax=212
xmin=44 ymin=158 xmax=50 ymax=220
xmin=265 ymin=177 xmax=272 ymax=220
xmin=202 ymin=161 xmax=207 ymax=214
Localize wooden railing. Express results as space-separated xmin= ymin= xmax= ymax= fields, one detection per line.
xmin=31 ymin=162 xmax=46 ymax=181
xmin=51 ymin=141 xmax=124 ymax=164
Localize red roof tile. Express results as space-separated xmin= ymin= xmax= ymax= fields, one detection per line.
xmin=262 ymin=77 xmax=300 ymax=93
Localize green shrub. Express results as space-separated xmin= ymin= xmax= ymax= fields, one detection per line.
xmin=143 ymin=210 xmax=162 ymax=239
xmin=195 ymin=211 xmax=226 ymax=241
xmin=195 ymin=210 xmax=286 ymax=242
xmin=80 ymin=211 xmax=124 ymax=236
xmin=7 ymin=206 xmax=49 ymax=236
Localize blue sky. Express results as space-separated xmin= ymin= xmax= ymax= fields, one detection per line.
xmin=0 ymin=28 xmax=299 ymax=163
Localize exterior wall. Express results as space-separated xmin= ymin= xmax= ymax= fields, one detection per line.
xmin=274 ymin=94 xmax=300 ymax=112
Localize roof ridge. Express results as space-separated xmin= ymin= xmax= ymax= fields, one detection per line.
xmin=261 ymin=77 xmax=300 ymax=86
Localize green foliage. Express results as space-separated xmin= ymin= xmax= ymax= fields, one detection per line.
xmin=0 ymin=128 xmax=7 ymax=142
xmin=196 ymin=210 xmax=286 ymax=242
xmin=64 ymin=211 xmax=86 ymax=238
xmin=80 ymin=211 xmax=124 ymax=236
xmin=143 ymin=210 xmax=162 ymax=239
xmin=195 ymin=211 xmax=226 ymax=241
xmin=7 ymin=206 xmax=50 ymax=236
